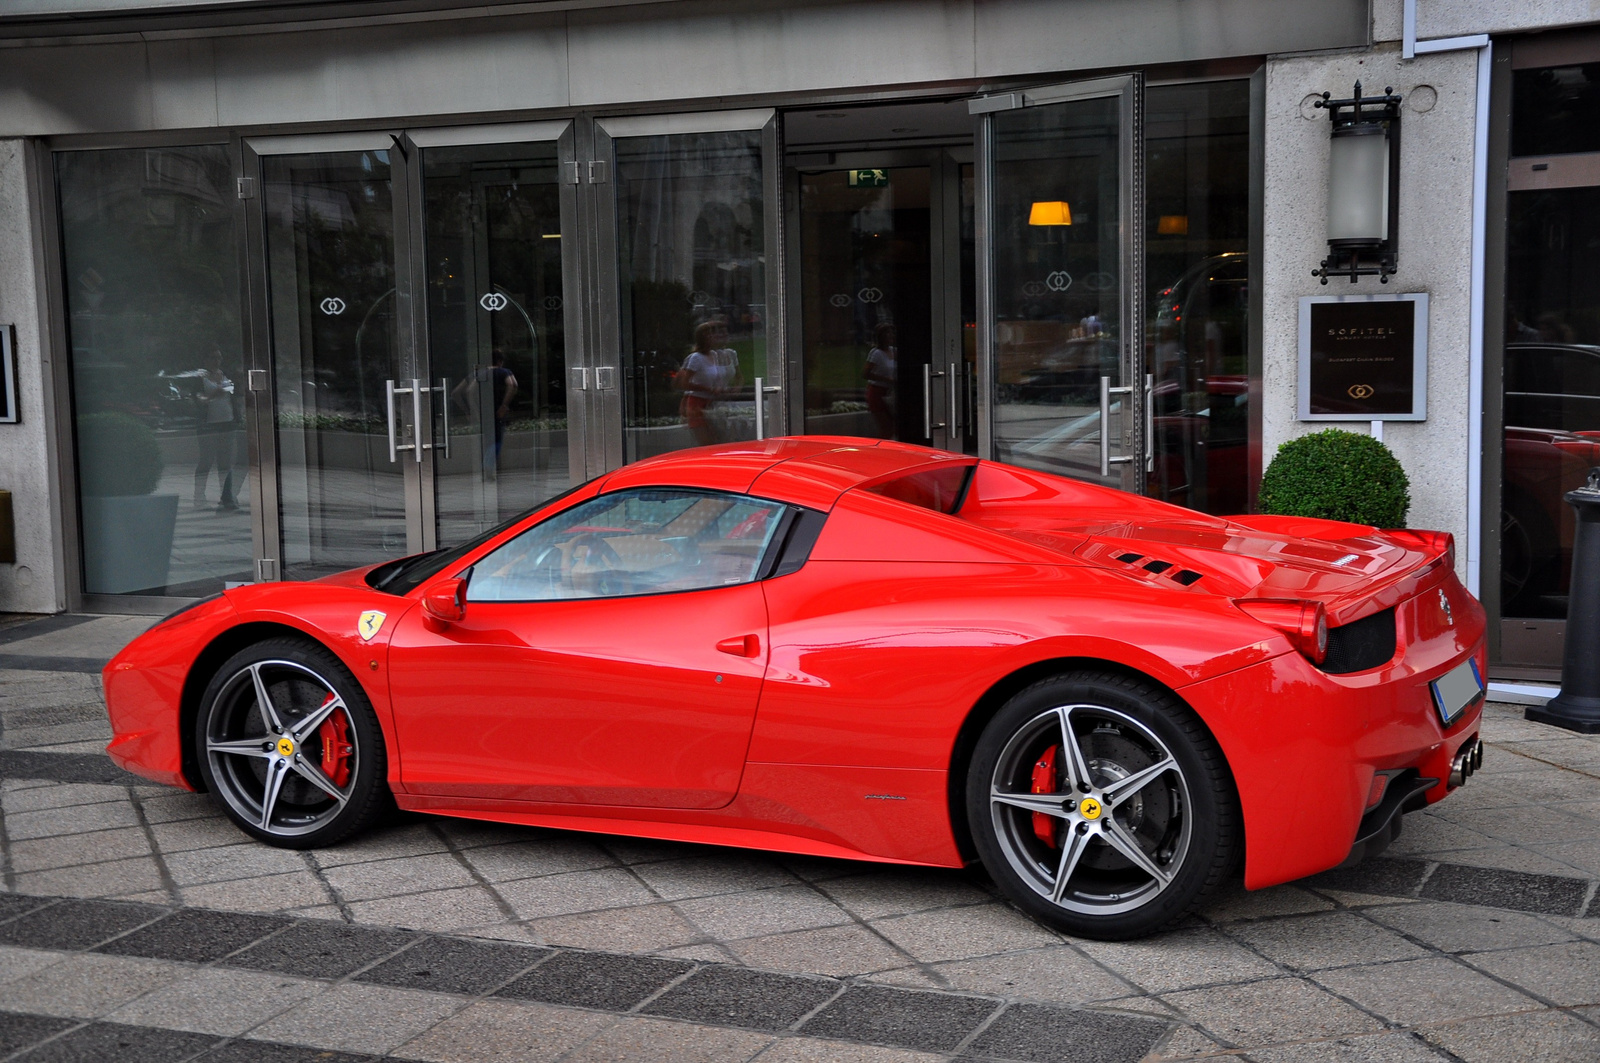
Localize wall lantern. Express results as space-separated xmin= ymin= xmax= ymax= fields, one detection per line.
xmin=1028 ymin=200 xmax=1072 ymax=226
xmin=1312 ymin=81 xmax=1402 ymax=284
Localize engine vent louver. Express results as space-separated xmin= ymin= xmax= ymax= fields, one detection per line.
xmin=1319 ymin=608 xmax=1398 ymax=674
xmin=1142 ymin=560 xmax=1173 ymax=574
xmin=1115 ymin=552 xmax=1144 ymax=564
xmin=1171 ymin=569 xmax=1203 ymax=586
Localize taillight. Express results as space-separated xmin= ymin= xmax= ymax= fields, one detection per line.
xmin=1236 ymin=598 xmax=1328 ymax=664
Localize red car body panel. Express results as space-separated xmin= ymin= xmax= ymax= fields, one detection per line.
xmin=103 ymin=438 xmax=1485 ymax=890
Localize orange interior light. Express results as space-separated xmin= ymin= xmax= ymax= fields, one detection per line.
xmin=1157 ymin=214 xmax=1189 ymax=235
xmin=1028 ymin=201 xmax=1072 ymax=226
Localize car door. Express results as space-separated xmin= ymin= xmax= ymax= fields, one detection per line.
xmin=386 ymin=486 xmax=788 ymax=809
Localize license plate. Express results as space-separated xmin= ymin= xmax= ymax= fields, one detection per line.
xmin=1431 ymin=657 xmax=1484 ymax=726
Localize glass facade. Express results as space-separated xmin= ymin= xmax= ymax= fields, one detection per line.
xmin=613 ymin=130 xmax=767 ymax=462
xmin=1501 ymin=184 xmax=1600 ymax=622
xmin=1143 ymin=80 xmax=1252 ymax=516
xmin=48 ymin=78 xmax=1261 ymax=607
xmin=57 ymin=146 xmax=251 ymax=597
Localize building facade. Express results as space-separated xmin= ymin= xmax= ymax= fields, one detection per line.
xmin=0 ymin=0 xmax=1594 ymax=682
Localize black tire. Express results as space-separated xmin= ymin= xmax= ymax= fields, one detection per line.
xmin=195 ymin=637 xmax=391 ymax=849
xmin=965 ymin=670 xmax=1239 ymax=940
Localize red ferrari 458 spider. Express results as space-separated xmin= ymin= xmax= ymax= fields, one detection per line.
xmin=105 ymin=438 xmax=1486 ymax=939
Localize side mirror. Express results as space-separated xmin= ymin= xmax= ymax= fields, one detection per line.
xmin=422 ymin=577 xmax=467 ymax=623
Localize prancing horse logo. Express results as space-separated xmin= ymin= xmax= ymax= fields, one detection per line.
xmin=358 ymin=611 xmax=387 ymax=641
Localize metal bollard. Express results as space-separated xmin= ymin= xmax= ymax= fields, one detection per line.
xmin=1527 ymin=468 xmax=1600 ymax=734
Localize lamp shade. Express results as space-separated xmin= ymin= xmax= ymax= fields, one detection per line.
xmin=1327 ymin=127 xmax=1389 ymax=243
xmin=1028 ymin=200 xmax=1072 ymax=226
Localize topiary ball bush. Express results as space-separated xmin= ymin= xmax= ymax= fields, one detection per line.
xmin=76 ymin=411 xmax=162 ymax=496
xmin=1258 ymin=428 xmax=1410 ymax=528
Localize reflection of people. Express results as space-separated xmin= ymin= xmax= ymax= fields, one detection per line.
xmin=675 ymin=320 xmax=741 ymax=445
xmin=194 ymin=348 xmax=238 ymax=511
xmin=865 ymin=323 xmax=897 ymax=438
xmin=454 ymin=348 xmax=519 ymax=475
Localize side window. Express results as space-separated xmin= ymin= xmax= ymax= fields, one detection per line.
xmin=466 ymin=488 xmax=788 ymax=602
xmin=864 ymin=464 xmax=974 ymax=514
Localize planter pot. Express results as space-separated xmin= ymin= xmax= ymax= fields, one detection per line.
xmin=81 ymin=493 xmax=179 ymax=595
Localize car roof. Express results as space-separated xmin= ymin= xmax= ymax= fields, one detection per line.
xmin=599 ymin=436 xmax=973 ymax=509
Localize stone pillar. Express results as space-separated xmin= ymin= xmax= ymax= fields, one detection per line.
xmin=0 ymin=139 xmax=66 ymax=614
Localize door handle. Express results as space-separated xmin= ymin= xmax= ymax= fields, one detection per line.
xmin=1144 ymin=373 xmax=1154 ymax=474
xmin=949 ymin=360 xmax=961 ymax=436
xmin=437 ymin=378 xmax=451 ymax=460
xmin=387 ymin=379 xmax=417 ymax=462
xmin=753 ymin=377 xmax=781 ymax=440
xmin=923 ymin=364 xmax=947 ymax=438
xmin=716 ymin=634 xmax=760 ymax=657
xmin=1099 ymin=375 xmax=1135 ymax=478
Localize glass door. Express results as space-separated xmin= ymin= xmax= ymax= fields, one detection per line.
xmin=247 ymin=133 xmax=416 ymax=582
xmin=591 ymin=110 xmax=785 ymax=466
xmin=408 ymin=123 xmax=585 ymax=549
xmin=972 ymin=76 xmax=1144 ymax=489
xmin=246 ymin=125 xmax=587 ymax=582
xmin=791 ymin=150 xmax=974 ymax=452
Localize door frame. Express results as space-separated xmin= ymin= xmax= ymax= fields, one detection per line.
xmin=970 ymin=73 xmax=1147 ymax=490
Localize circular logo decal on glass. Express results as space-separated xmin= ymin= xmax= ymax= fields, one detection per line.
xmin=319 ymin=297 xmax=346 ymax=316
xmin=479 ymin=292 xmax=508 ymax=312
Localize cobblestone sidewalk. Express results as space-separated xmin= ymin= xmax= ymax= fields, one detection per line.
xmin=1 ymin=615 xmax=1598 ymax=1061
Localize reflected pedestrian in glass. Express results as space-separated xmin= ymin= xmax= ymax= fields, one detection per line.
xmin=676 ymin=319 xmax=741 ymax=446
xmin=865 ymin=323 xmax=898 ymax=439
xmin=194 ymin=348 xmax=238 ymax=511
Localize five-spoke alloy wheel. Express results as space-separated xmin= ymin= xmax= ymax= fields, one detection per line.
xmin=967 ymin=671 xmax=1239 ymax=939
xmin=196 ymin=638 xmax=389 ymax=848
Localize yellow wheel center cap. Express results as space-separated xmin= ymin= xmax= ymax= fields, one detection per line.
xmin=276 ymin=737 xmax=296 ymax=758
xmin=1078 ymin=797 xmax=1103 ymax=820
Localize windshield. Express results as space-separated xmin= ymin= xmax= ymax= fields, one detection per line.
xmin=365 ymin=480 xmax=594 ymax=596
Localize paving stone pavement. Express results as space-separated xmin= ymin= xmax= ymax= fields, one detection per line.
xmin=0 ymin=614 xmax=1598 ymax=1061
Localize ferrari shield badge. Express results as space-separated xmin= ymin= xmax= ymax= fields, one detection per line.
xmin=357 ymin=611 xmax=386 ymax=641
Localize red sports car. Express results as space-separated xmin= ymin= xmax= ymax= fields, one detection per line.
xmin=104 ymin=438 xmax=1486 ymax=939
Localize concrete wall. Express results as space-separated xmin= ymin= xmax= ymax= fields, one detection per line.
xmin=1419 ymin=0 xmax=1600 ymax=38
xmin=0 ymin=0 xmax=1369 ymax=137
xmin=1261 ymin=37 xmax=1480 ymax=577
xmin=0 ymin=139 xmax=66 ymax=614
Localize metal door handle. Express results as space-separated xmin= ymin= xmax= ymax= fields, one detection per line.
xmin=753 ymin=377 xmax=781 ymax=440
xmin=1144 ymin=373 xmax=1154 ymax=474
xmin=949 ymin=361 xmax=961 ymax=435
xmin=410 ymin=378 xmax=425 ymax=463
xmin=437 ymin=378 xmax=450 ymax=459
xmin=923 ymin=364 xmax=947 ymax=438
xmin=1099 ymin=375 xmax=1135 ymax=478
xmin=387 ymin=379 xmax=417 ymax=462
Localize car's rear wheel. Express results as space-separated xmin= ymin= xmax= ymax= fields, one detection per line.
xmin=195 ymin=637 xmax=390 ymax=849
xmin=966 ymin=671 xmax=1239 ymax=940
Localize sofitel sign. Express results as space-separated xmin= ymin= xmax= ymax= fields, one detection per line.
xmin=1297 ymin=293 xmax=1428 ymax=421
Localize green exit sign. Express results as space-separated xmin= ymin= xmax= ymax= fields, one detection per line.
xmin=848 ymin=169 xmax=889 ymax=188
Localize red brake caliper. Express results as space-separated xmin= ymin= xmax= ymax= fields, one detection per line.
xmin=316 ymin=697 xmax=353 ymax=788
xmin=1031 ymin=745 xmax=1060 ymax=847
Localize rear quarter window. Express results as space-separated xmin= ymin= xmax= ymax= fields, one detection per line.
xmin=863 ymin=464 xmax=975 ymax=515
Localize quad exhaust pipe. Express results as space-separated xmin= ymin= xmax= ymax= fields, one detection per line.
xmin=1449 ymin=737 xmax=1484 ymax=788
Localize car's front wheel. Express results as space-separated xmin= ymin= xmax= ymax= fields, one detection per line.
xmin=195 ymin=637 xmax=390 ymax=849
xmin=966 ymin=671 xmax=1239 ymax=939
